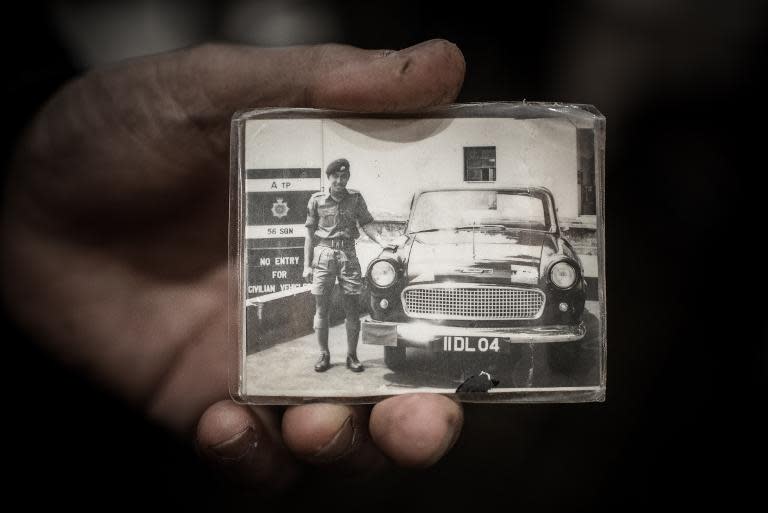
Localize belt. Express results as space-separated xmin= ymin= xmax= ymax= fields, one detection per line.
xmin=317 ymin=238 xmax=355 ymax=250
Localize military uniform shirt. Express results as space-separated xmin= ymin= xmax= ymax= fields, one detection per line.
xmin=305 ymin=189 xmax=375 ymax=240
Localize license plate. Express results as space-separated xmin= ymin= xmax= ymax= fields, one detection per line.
xmin=440 ymin=336 xmax=510 ymax=353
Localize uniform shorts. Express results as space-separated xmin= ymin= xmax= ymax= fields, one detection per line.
xmin=311 ymin=246 xmax=363 ymax=296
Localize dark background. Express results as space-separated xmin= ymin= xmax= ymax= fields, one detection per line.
xmin=2 ymin=1 xmax=765 ymax=511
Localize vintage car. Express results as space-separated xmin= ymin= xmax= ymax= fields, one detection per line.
xmin=361 ymin=187 xmax=586 ymax=372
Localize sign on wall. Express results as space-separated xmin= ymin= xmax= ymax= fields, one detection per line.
xmin=245 ymin=168 xmax=320 ymax=298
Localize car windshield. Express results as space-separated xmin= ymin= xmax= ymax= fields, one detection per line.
xmin=408 ymin=190 xmax=554 ymax=233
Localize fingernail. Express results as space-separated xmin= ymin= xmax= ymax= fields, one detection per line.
xmin=312 ymin=415 xmax=358 ymax=463
xmin=208 ymin=426 xmax=259 ymax=462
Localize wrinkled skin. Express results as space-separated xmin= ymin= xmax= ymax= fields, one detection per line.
xmin=1 ymin=40 xmax=466 ymax=490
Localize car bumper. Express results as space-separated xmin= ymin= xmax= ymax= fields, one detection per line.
xmin=361 ymin=317 xmax=586 ymax=348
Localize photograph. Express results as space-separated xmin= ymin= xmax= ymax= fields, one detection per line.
xmin=235 ymin=104 xmax=606 ymax=402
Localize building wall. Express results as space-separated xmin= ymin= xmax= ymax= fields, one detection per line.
xmin=245 ymin=118 xmax=323 ymax=168
xmin=323 ymin=117 xmax=578 ymax=220
xmin=245 ymin=117 xmax=581 ymax=220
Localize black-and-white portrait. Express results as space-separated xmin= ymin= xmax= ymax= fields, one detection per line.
xmin=233 ymin=103 xmax=606 ymax=403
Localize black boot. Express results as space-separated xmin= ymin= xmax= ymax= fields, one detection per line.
xmin=344 ymin=296 xmax=363 ymax=372
xmin=345 ymin=321 xmax=364 ymax=372
xmin=346 ymin=354 xmax=364 ymax=372
xmin=315 ymin=352 xmax=331 ymax=372
xmin=314 ymin=326 xmax=330 ymax=372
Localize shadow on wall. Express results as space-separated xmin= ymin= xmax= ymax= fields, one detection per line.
xmin=333 ymin=118 xmax=453 ymax=143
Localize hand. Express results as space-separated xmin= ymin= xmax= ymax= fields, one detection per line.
xmin=381 ymin=242 xmax=399 ymax=251
xmin=1 ymin=40 xmax=466 ymax=490
xmin=302 ymin=266 xmax=313 ymax=283
xmin=373 ymin=235 xmax=398 ymax=251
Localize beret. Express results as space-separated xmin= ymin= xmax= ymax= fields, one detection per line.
xmin=325 ymin=158 xmax=350 ymax=176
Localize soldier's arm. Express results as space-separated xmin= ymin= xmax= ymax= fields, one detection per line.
xmin=304 ymin=196 xmax=318 ymax=280
xmin=362 ymin=222 xmax=396 ymax=249
xmin=355 ymin=194 xmax=394 ymax=247
xmin=304 ymin=227 xmax=314 ymax=271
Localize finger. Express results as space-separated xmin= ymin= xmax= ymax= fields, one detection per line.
xmin=14 ymin=39 xmax=464 ymax=219
xmin=196 ymin=400 xmax=301 ymax=490
xmin=282 ymin=403 xmax=388 ymax=475
xmin=179 ymin=38 xmax=466 ymax=116
xmin=156 ymin=39 xmax=465 ymax=157
xmin=56 ymin=39 xmax=464 ymax=152
xmin=369 ymin=394 xmax=463 ymax=468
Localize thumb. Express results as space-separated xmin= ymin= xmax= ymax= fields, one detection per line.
xmin=24 ymin=39 xmax=465 ymax=155
xmin=163 ymin=39 xmax=466 ymax=152
xmin=177 ymin=39 xmax=466 ymax=115
xmin=12 ymin=40 xmax=464 ymax=216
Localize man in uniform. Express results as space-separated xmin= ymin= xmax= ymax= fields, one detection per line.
xmin=303 ymin=158 xmax=395 ymax=372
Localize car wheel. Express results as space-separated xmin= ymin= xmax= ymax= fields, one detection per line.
xmin=384 ymin=346 xmax=406 ymax=370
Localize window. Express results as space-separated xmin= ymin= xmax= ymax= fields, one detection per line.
xmin=409 ymin=190 xmax=551 ymax=234
xmin=464 ymin=146 xmax=496 ymax=182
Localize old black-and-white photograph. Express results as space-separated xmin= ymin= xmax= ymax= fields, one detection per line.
xmin=235 ymin=105 xmax=605 ymax=402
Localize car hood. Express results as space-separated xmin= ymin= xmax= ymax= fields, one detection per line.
xmin=405 ymin=229 xmax=558 ymax=285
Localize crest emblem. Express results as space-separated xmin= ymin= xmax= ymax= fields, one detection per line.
xmin=271 ymin=198 xmax=289 ymax=218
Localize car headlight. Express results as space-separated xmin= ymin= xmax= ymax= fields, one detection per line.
xmin=550 ymin=261 xmax=577 ymax=289
xmin=370 ymin=260 xmax=397 ymax=287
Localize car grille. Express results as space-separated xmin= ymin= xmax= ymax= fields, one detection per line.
xmin=401 ymin=285 xmax=545 ymax=320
